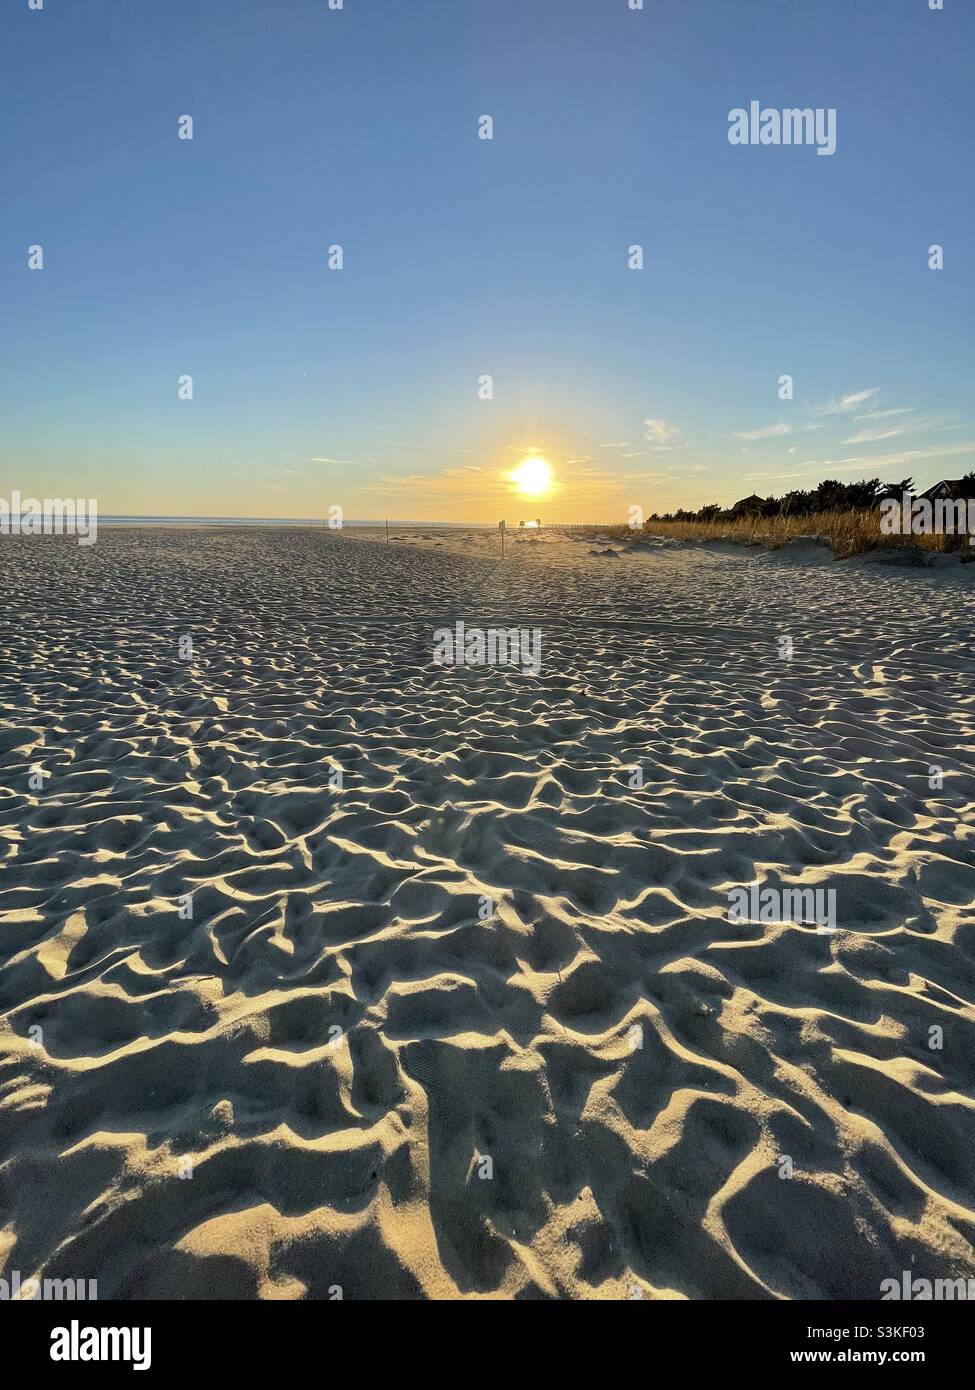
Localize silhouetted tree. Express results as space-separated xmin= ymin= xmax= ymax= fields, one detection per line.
xmin=879 ymin=477 xmax=915 ymax=501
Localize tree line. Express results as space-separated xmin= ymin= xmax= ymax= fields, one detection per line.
xmin=647 ymin=473 xmax=975 ymax=523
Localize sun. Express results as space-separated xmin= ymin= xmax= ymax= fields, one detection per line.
xmin=510 ymin=455 xmax=553 ymax=497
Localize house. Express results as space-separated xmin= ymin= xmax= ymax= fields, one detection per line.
xmin=730 ymin=493 xmax=766 ymax=516
xmin=920 ymin=479 xmax=963 ymax=501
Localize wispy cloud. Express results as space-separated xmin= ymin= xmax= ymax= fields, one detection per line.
xmin=816 ymin=388 xmax=881 ymax=415
xmin=741 ymin=470 xmax=812 ymax=482
xmin=359 ymin=465 xmax=498 ymax=502
xmin=853 ymin=407 xmax=913 ymax=422
xmin=842 ymin=426 xmax=911 ymax=444
xmin=843 ymin=413 xmax=942 ymax=445
xmin=734 ymin=422 xmax=793 ymax=441
xmin=795 ymin=441 xmax=975 ymax=473
xmin=832 ymin=443 xmax=975 ymax=472
xmin=643 ymin=418 xmax=683 ymax=450
xmin=307 ymin=456 xmax=365 ymax=466
xmin=733 ymin=421 xmax=821 ymax=441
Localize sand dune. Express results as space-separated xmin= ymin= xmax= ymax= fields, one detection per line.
xmin=1 ymin=525 xmax=974 ymax=1299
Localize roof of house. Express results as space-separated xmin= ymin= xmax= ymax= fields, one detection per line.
xmin=919 ymin=479 xmax=963 ymax=499
xmin=731 ymin=494 xmax=766 ymax=509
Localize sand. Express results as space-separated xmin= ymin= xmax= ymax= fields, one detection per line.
xmin=1 ymin=525 xmax=974 ymax=1300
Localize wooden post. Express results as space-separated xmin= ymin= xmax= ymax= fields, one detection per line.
xmin=499 ymin=519 xmax=505 ymax=558
xmin=385 ymin=517 xmax=389 ymax=543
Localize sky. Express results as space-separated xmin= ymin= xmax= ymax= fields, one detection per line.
xmin=2 ymin=0 xmax=973 ymax=522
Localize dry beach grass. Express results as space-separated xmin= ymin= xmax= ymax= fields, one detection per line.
xmin=610 ymin=510 xmax=975 ymax=559
xmin=1 ymin=525 xmax=974 ymax=1299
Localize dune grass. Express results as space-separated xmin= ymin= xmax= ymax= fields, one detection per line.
xmin=602 ymin=510 xmax=971 ymax=560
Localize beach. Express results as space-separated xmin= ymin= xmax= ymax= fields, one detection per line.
xmin=1 ymin=525 xmax=974 ymax=1299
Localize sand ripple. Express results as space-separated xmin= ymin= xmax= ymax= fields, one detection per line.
xmin=1 ymin=527 xmax=974 ymax=1298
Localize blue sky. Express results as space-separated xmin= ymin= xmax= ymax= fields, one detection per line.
xmin=2 ymin=0 xmax=972 ymax=521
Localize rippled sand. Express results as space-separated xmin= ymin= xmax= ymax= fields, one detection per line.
xmin=1 ymin=525 xmax=974 ymax=1299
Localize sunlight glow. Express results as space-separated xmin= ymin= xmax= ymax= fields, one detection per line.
xmin=511 ymin=455 xmax=554 ymax=497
